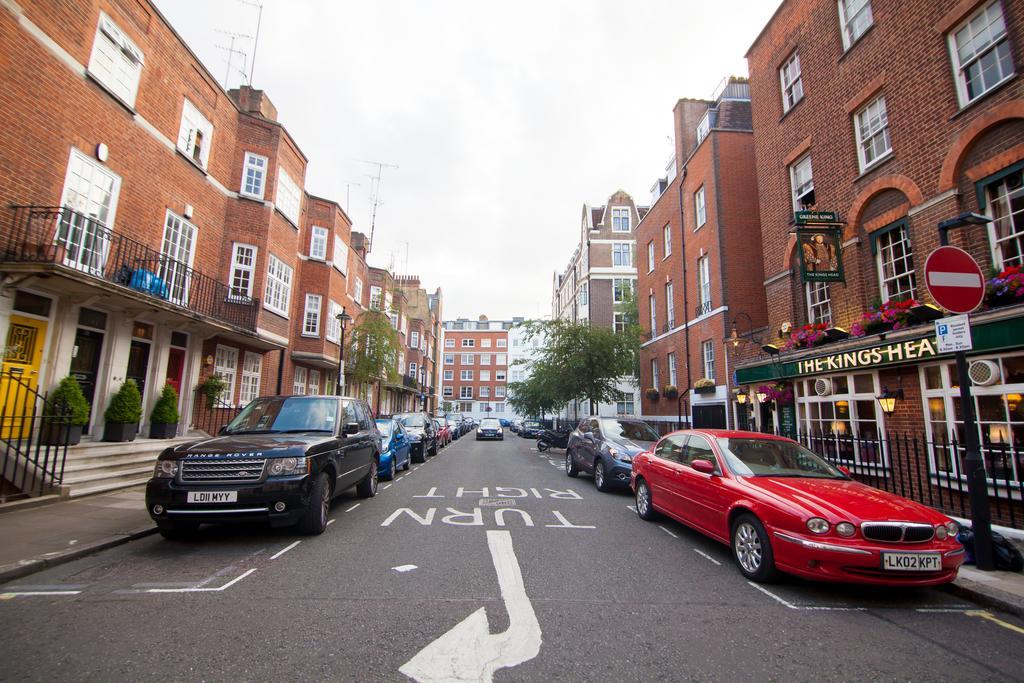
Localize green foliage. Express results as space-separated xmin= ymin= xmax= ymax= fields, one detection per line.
xmin=513 ymin=319 xmax=637 ymax=412
xmin=198 ymin=375 xmax=226 ymax=404
xmin=347 ymin=311 xmax=400 ymax=387
xmin=47 ymin=376 xmax=90 ymax=426
xmin=441 ymin=400 xmax=454 ymax=413
xmin=614 ymin=283 xmax=642 ymax=381
xmin=150 ymin=384 xmax=180 ymax=424
xmin=105 ymin=379 xmax=142 ymax=424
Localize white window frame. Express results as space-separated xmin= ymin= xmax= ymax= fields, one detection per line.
xmin=410 ymin=331 xmax=420 ymax=348
xmin=160 ymin=210 xmax=197 ymax=306
xmin=949 ymin=1 xmax=1014 ymax=107
xmin=665 ymin=282 xmax=675 ymax=329
xmin=462 ymin=339 xmax=475 ymax=348
xmin=497 ymin=339 xmax=507 ymax=348
xmin=876 ymin=222 xmax=917 ymax=303
xmin=694 ymin=186 xmax=706 ymax=228
xmin=481 ymin=338 xmax=492 ymax=348
xmin=986 ymin=169 xmax=1024 ymax=270
xmin=496 ymin=354 xmax=506 ymax=365
xmin=495 ymin=386 xmax=506 ymax=398
xmin=460 ymin=386 xmax=473 ymax=399
xmin=87 ymin=12 xmax=144 ymax=107
xmin=696 ymin=111 xmax=711 ymax=146
xmin=613 ymin=278 xmax=633 ymax=304
xmin=496 ymin=370 xmax=506 ymax=381
xmin=444 ymin=353 xmax=455 ymax=365
xmin=409 ymin=362 xmax=418 ymax=378
xmin=479 ymin=370 xmax=491 ymax=381
xmin=651 ymin=359 xmax=660 ymax=391
xmin=214 ymin=345 xmax=238 ymax=407
xmin=445 ymin=338 xmax=455 ymax=348
xmin=176 ymin=99 xmax=213 ymax=169
xmin=698 ymin=255 xmax=711 ymax=310
xmin=779 ymin=51 xmax=804 ymax=113
xmin=239 ymin=351 xmax=262 ymax=405
xmin=308 ymin=369 xmax=320 ymax=395
xmin=326 ymin=299 xmax=341 ymax=343
xmin=444 ymin=370 xmax=454 ymax=381
xmin=276 ymin=168 xmax=301 ymax=227
xmin=333 ymin=235 xmax=349 ymax=274
xmin=611 ymin=207 xmax=631 ymax=232
xmin=790 ymin=154 xmax=815 ymax=211
xmin=443 ymin=386 xmax=454 ymax=397
xmin=308 ymin=226 xmax=328 ymax=261
xmin=480 ymin=386 xmax=491 ymax=398
xmin=303 ymin=294 xmax=322 ymax=337
xmin=616 ymin=392 xmax=635 ymax=415
xmin=796 ymin=372 xmax=886 ymax=465
xmin=264 ymin=254 xmax=293 ymax=317
xmin=838 ymin=0 xmax=873 ymax=50
xmin=353 ymin=277 xmax=363 ymax=304
xmin=806 ymin=282 xmax=833 ymax=325
xmin=702 ymin=340 xmax=715 ymax=382
xmin=854 ymin=95 xmax=892 ymax=172
xmin=480 ymin=354 xmax=492 ymax=366
xmin=461 ymin=354 xmax=474 ymax=365
xmin=663 ymin=224 xmax=672 ymax=257
xmin=649 ymin=294 xmax=658 ymax=333
xmin=667 ymin=352 xmax=678 ymax=387
xmin=293 ymin=367 xmax=307 ymax=395
xmin=647 ymin=241 xmax=655 ymax=273
xmin=240 ymin=152 xmax=267 ymax=199
xmin=370 ymin=286 xmax=383 ymax=310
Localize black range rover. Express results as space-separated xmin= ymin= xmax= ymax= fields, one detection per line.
xmin=146 ymin=395 xmax=380 ymax=539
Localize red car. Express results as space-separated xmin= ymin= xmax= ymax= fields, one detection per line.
xmin=630 ymin=429 xmax=965 ymax=585
xmin=433 ymin=417 xmax=452 ymax=448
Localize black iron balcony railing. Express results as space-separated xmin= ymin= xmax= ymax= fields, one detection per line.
xmin=403 ymin=375 xmax=420 ymax=391
xmin=694 ymin=300 xmax=713 ymax=318
xmin=2 ymin=206 xmax=259 ymax=332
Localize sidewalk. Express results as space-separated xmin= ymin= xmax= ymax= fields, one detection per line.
xmin=0 ymin=485 xmax=155 ymax=583
xmin=0 ymin=489 xmax=1022 ymax=617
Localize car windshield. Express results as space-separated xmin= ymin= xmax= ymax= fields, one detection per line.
xmin=376 ymin=420 xmax=393 ymax=437
xmin=398 ymin=414 xmax=425 ymax=428
xmin=223 ymin=397 xmax=337 ymax=434
xmin=716 ymin=438 xmax=846 ymax=479
xmin=436 ymin=418 xmax=448 ymax=427
xmin=600 ymin=419 xmax=659 ymax=442
xmin=481 ymin=419 xmax=501 ymax=427
xmin=524 ymin=421 xmax=541 ymax=428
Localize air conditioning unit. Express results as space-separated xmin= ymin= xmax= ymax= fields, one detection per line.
xmin=814 ymin=378 xmax=833 ymax=396
xmin=968 ymin=360 xmax=1001 ymax=386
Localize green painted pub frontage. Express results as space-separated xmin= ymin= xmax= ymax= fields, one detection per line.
xmin=733 ymin=307 xmax=1024 ymax=529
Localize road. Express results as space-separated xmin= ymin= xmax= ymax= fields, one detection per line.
xmin=1 ymin=433 xmax=1023 ymax=681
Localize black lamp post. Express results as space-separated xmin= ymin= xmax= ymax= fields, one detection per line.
xmin=335 ymin=307 xmax=352 ymax=396
xmin=936 ymin=212 xmax=995 ymax=571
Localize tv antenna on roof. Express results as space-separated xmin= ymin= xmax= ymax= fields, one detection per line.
xmin=214 ymin=29 xmax=252 ymax=89
xmin=354 ymin=158 xmax=399 ymax=253
xmin=236 ymin=0 xmax=263 ymax=84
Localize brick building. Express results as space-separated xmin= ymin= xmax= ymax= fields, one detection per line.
xmin=0 ymin=0 xmax=444 ymax=494
xmin=735 ymin=0 xmax=1024 ymax=517
xmin=440 ymin=316 xmax=511 ymax=421
xmin=636 ymin=77 xmax=767 ymax=432
xmin=551 ymin=190 xmax=647 ymax=420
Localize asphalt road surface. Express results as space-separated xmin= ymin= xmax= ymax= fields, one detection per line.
xmin=2 ymin=433 xmax=1023 ymax=682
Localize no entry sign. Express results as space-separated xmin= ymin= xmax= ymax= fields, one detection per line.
xmin=924 ymin=246 xmax=985 ymax=314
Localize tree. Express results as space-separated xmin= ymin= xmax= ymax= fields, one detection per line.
xmin=614 ymin=282 xmax=642 ymax=382
xmin=346 ymin=311 xmax=401 ymax=413
xmin=506 ymin=358 xmax=562 ymax=419
xmin=520 ymin=319 xmax=636 ymax=414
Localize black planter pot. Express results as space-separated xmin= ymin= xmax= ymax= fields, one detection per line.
xmin=103 ymin=422 xmax=138 ymax=442
xmin=695 ymin=386 xmax=716 ymax=395
xmin=39 ymin=422 xmax=83 ymax=447
xmin=149 ymin=422 xmax=178 ymax=439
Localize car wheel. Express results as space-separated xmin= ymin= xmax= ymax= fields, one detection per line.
xmin=635 ymin=478 xmax=657 ymax=520
xmin=731 ymin=514 xmax=780 ymax=583
xmin=565 ymin=451 xmax=579 ymax=477
xmin=594 ymin=459 xmax=610 ymax=492
xmin=537 ymin=440 xmax=549 ymax=452
xmin=383 ymin=456 xmax=396 ymax=481
xmin=157 ymin=521 xmax=199 ymax=541
xmin=403 ymin=452 xmax=412 ymax=470
xmin=356 ymin=459 xmax=379 ymax=499
xmin=297 ymin=472 xmax=331 ymax=535
xmin=412 ymin=446 xmax=426 ymax=463
xmin=428 ymin=441 xmax=438 ymax=456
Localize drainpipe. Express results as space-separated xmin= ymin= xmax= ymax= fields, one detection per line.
xmin=275 ymin=348 xmax=284 ymax=395
xmin=676 ymin=168 xmax=692 ymax=429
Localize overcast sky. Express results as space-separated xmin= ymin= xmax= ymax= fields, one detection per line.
xmin=153 ymin=0 xmax=779 ymax=321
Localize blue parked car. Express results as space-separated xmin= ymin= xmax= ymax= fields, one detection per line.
xmin=499 ymin=418 xmax=511 ymax=427
xmin=565 ymin=417 xmax=660 ymax=492
xmin=375 ymin=417 xmax=412 ymax=480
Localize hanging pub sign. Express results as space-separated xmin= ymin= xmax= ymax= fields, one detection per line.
xmin=797 ymin=227 xmax=844 ymax=282
xmin=795 ymin=210 xmax=842 ymax=225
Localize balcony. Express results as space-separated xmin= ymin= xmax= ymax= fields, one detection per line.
xmin=694 ymin=300 xmax=713 ymax=318
xmin=2 ymin=206 xmax=258 ymax=332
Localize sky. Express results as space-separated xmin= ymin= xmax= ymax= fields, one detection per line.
xmin=153 ymin=0 xmax=780 ymax=321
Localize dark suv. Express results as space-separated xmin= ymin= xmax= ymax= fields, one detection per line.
xmin=146 ymin=395 xmax=380 ymax=538
xmin=395 ymin=412 xmax=438 ymax=462
xmin=566 ymin=417 xmax=660 ymax=492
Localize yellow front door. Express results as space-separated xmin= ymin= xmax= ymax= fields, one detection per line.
xmin=1 ymin=315 xmax=48 ymax=439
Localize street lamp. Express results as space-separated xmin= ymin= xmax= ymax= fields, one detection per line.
xmin=755 ymin=389 xmax=769 ymax=404
xmin=335 ymin=307 xmax=352 ymax=396
xmin=875 ymin=386 xmax=903 ymax=417
xmin=937 ymin=212 xmax=995 ymax=571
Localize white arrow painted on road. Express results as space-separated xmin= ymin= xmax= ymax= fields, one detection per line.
xmin=399 ymin=530 xmax=542 ymax=682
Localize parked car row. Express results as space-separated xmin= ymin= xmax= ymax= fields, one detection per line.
xmin=145 ymin=396 xmax=469 ymax=540
xmin=558 ymin=417 xmax=966 ymax=587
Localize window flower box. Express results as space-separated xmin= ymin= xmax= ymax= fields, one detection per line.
xmin=644 ymin=388 xmax=660 ymax=401
xmin=985 ymin=265 xmax=1024 ymax=309
xmin=694 ymin=378 xmax=716 ymax=395
xmin=662 ymin=385 xmax=679 ymax=399
xmin=850 ymin=298 xmax=918 ymax=337
xmin=781 ymin=323 xmax=830 ymax=351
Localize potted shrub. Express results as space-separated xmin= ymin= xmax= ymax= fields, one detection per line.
xmin=644 ymin=387 xmax=660 ymax=401
xmin=198 ymin=374 xmax=227 ymax=407
xmin=103 ymin=379 xmax=142 ymax=442
xmin=41 ymin=376 xmax=90 ymax=446
xmin=662 ymin=385 xmax=679 ymax=399
xmin=694 ymin=378 xmax=716 ymax=395
xmin=149 ymin=384 xmax=179 ymax=439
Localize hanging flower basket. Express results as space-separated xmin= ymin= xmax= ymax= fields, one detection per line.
xmin=781 ymin=323 xmax=830 ymax=351
xmin=850 ymin=299 xmax=918 ymax=337
xmin=694 ymin=378 xmax=716 ymax=395
xmin=985 ymin=265 xmax=1024 ymax=309
xmin=662 ymin=385 xmax=679 ymax=399
xmin=644 ymin=388 xmax=660 ymax=401
xmin=757 ymin=382 xmax=793 ymax=405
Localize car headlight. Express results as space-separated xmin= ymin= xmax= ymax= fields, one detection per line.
xmin=935 ymin=524 xmax=948 ymax=540
xmin=806 ymin=517 xmax=830 ymax=534
xmin=497 ymin=428 xmax=503 ymax=434
xmin=835 ymin=522 xmax=855 ymax=537
xmin=609 ymin=447 xmax=633 ymax=464
xmin=153 ymin=459 xmax=178 ymax=478
xmin=946 ymin=521 xmax=959 ymax=537
xmin=267 ymin=457 xmax=308 ymax=476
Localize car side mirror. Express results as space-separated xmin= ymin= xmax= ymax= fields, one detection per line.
xmin=343 ymin=422 xmax=360 ymax=436
xmin=837 ymin=465 xmax=851 ymax=477
xmin=691 ymin=459 xmax=716 ymax=475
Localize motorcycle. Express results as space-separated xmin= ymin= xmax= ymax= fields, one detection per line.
xmin=537 ymin=428 xmax=570 ymax=452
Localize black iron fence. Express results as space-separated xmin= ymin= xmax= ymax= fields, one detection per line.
xmin=190 ymin=390 xmax=243 ymax=437
xmin=2 ymin=206 xmax=259 ymax=332
xmin=0 ymin=369 xmax=70 ymax=501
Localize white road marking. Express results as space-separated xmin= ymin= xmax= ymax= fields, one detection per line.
xmin=382 ymin=484 xmax=392 ymax=490
xmin=746 ymin=581 xmax=865 ymax=611
xmin=746 ymin=581 xmax=798 ymax=609
xmin=400 ymin=530 xmax=542 ymax=682
xmin=393 ymin=564 xmax=418 ymax=573
xmin=0 ymin=590 xmax=81 ymax=598
xmin=693 ymin=549 xmax=722 ymax=565
xmin=147 ymin=568 xmax=257 ymax=593
xmin=326 ymin=519 xmax=336 ymax=526
xmin=658 ymin=525 xmax=678 ymax=539
xmin=345 ymin=503 xmax=361 ymax=512
xmin=626 ymin=505 xmax=637 ymax=513
xmin=270 ymin=540 xmax=301 ymax=560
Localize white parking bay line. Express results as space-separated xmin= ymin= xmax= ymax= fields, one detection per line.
xmin=346 ymin=503 xmax=361 ymax=512
xmin=746 ymin=581 xmax=798 ymax=610
xmin=693 ymin=548 xmax=722 ymax=566
xmin=327 ymin=519 xmax=336 ymax=526
xmin=658 ymin=526 xmax=678 ymax=539
xmin=625 ymin=505 xmax=636 ymax=513
xmin=270 ymin=540 xmax=301 ymax=560
xmin=382 ymin=484 xmax=392 ymax=490
xmin=0 ymin=590 xmax=81 ymax=598
xmin=147 ymin=568 xmax=257 ymax=593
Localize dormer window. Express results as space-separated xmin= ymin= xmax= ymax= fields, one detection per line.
xmin=611 ymin=207 xmax=631 ymax=232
